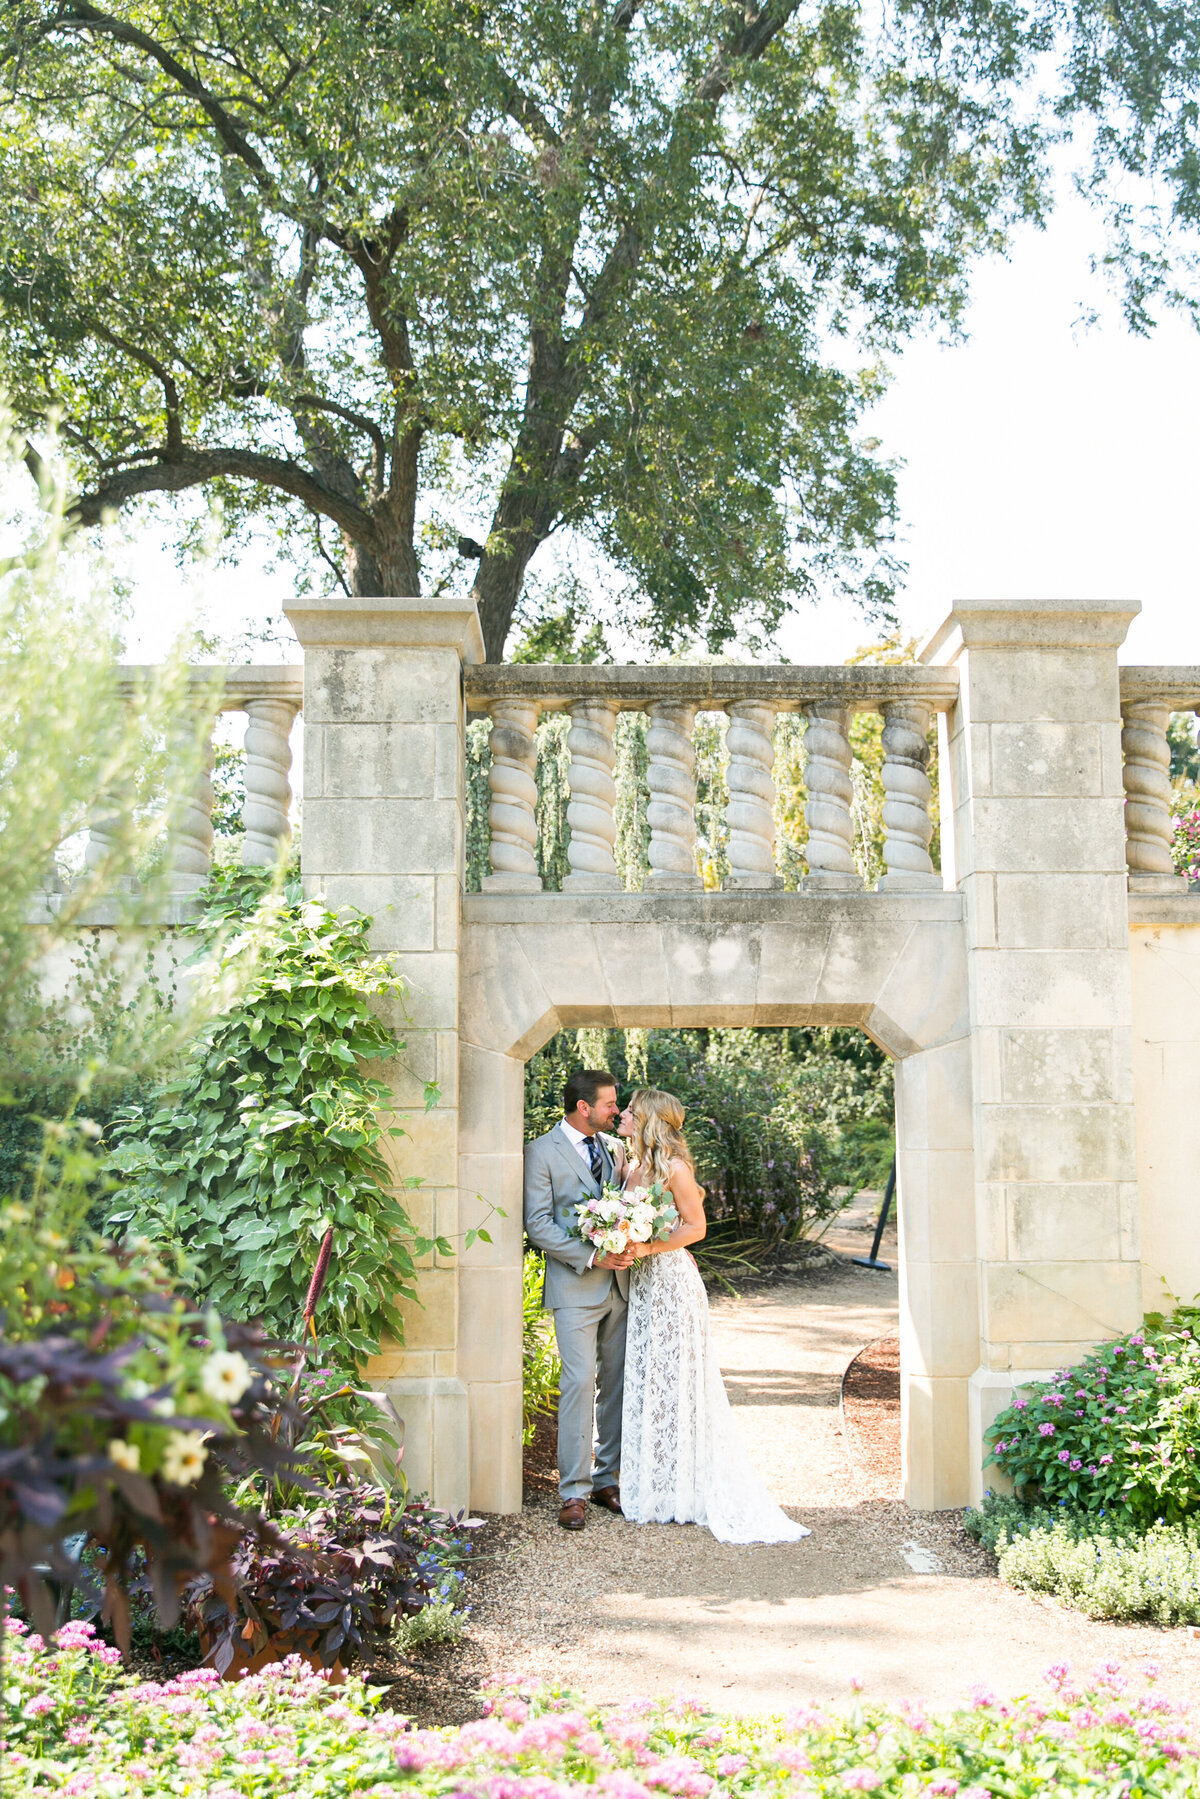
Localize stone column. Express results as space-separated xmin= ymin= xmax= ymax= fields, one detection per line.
xmin=165 ymin=715 xmax=216 ymax=896
xmin=921 ymin=599 xmax=1142 ymax=1503
xmin=878 ymin=700 xmax=941 ymax=891
xmin=801 ymin=702 xmax=863 ymax=892
xmin=724 ymin=701 xmax=783 ymax=889
xmin=284 ymin=595 xmax=484 ymax=1512
xmin=482 ymin=700 xmax=542 ymax=892
xmin=1121 ymin=701 xmax=1186 ymax=893
xmin=646 ymin=701 xmax=702 ymax=890
xmin=563 ymin=699 xmax=622 ymax=891
xmin=242 ymin=697 xmax=299 ymax=866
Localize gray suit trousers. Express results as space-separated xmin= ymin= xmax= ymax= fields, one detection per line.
xmin=553 ymin=1288 xmax=628 ymax=1500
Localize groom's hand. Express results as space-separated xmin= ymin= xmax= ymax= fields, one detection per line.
xmin=597 ymin=1248 xmax=635 ymax=1270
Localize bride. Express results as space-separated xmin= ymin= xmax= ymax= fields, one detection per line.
xmin=616 ymin=1087 xmax=811 ymax=1545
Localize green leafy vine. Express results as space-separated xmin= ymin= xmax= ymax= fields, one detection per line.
xmin=105 ymin=870 xmax=426 ymax=1363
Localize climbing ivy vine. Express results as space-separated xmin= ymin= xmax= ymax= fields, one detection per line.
xmin=105 ymin=870 xmax=427 ymax=1363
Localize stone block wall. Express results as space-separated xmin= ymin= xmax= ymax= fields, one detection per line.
xmin=921 ymin=601 xmax=1145 ymax=1494
xmin=266 ymin=591 xmax=1200 ymax=1516
xmin=284 ymin=596 xmax=484 ymax=1511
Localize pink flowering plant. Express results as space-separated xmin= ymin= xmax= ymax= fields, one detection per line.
xmin=1172 ymin=808 xmax=1200 ymax=882
xmin=982 ymin=1305 xmax=1200 ymax=1526
xmin=3 ymin=1626 xmax=1199 ymax=1799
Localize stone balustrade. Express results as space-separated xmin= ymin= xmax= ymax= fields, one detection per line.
xmin=464 ymin=663 xmax=958 ymax=894
xmin=1119 ymin=669 xmax=1200 ymax=894
xmin=78 ymin=666 xmax=302 ymax=907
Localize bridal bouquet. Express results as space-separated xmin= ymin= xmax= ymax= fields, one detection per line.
xmin=573 ymin=1182 xmax=679 ymax=1258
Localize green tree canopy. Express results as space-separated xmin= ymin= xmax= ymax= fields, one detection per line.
xmin=4 ymin=1 xmax=1200 ymax=659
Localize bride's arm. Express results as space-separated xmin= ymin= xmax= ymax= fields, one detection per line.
xmin=633 ymin=1160 xmax=706 ymax=1256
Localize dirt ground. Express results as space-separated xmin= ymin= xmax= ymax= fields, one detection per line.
xmin=384 ymin=1198 xmax=1200 ymax=1724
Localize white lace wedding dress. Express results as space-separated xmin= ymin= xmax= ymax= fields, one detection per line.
xmin=620 ymin=1238 xmax=812 ymax=1544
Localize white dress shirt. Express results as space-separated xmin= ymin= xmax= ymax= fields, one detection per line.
xmin=560 ymin=1117 xmax=606 ymax=1267
xmin=559 ymin=1116 xmax=601 ymax=1170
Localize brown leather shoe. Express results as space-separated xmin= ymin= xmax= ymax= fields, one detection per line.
xmin=558 ymin=1498 xmax=587 ymax=1530
xmin=590 ymin=1485 xmax=623 ymax=1515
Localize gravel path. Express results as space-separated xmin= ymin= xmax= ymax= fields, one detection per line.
xmin=404 ymin=1203 xmax=1200 ymax=1722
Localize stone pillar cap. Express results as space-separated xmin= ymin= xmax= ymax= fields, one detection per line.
xmin=919 ymin=597 xmax=1141 ymax=663
xmin=284 ymin=594 xmax=485 ymax=663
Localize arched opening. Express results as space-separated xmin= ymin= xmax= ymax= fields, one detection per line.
xmin=519 ymin=1023 xmax=901 ymax=1515
xmin=456 ymin=891 xmax=973 ymax=1514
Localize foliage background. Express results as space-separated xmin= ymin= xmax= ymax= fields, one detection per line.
xmin=525 ymin=1024 xmax=892 ymax=1249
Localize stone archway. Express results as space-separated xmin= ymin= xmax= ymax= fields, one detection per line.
xmin=455 ymin=890 xmax=973 ymax=1513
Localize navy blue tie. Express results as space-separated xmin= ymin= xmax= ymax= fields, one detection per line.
xmin=587 ymin=1135 xmax=604 ymax=1184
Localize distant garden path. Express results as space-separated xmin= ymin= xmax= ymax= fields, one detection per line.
xmin=401 ymin=1204 xmax=1200 ymax=1723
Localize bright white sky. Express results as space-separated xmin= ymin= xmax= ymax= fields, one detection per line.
xmin=117 ymin=186 xmax=1200 ymax=671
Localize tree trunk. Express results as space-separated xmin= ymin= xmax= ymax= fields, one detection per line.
xmin=473 ymin=544 xmax=539 ymax=662
xmin=345 ymin=517 xmax=421 ymax=597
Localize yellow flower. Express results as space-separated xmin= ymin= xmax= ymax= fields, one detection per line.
xmin=107 ymin=1439 xmax=140 ymax=1472
xmin=161 ymin=1430 xmax=209 ymax=1486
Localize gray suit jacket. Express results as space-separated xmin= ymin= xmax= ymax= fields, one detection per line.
xmin=523 ymin=1124 xmax=630 ymax=1309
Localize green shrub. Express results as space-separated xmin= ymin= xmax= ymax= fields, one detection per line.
xmin=105 ymin=869 xmax=428 ymax=1362
xmin=392 ymin=1596 xmax=465 ymax=1654
xmin=965 ymin=1493 xmax=1200 ymax=1625
xmin=984 ymin=1306 xmax=1200 ymax=1526
xmin=522 ymin=1249 xmax=561 ymax=1445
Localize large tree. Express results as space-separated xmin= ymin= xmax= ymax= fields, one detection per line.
xmin=3 ymin=2 xmax=1199 ymax=660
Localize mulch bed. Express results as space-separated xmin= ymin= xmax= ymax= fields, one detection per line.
xmin=523 ymin=1410 xmax=560 ymax=1497
xmin=841 ymin=1334 xmax=901 ymax=1499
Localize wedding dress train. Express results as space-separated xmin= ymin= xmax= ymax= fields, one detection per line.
xmin=620 ymin=1248 xmax=811 ymax=1544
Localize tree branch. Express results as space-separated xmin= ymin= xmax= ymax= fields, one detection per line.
xmin=696 ymin=1 xmax=802 ymax=105
xmin=64 ymin=444 xmax=378 ymax=546
xmin=47 ymin=3 xmax=276 ymax=188
xmin=492 ymin=64 xmax=561 ymax=145
xmin=91 ymin=323 xmax=184 ymax=455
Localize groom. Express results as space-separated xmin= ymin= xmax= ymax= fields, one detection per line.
xmin=523 ymin=1068 xmax=636 ymax=1531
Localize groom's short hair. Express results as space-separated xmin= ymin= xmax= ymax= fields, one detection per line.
xmin=563 ymin=1069 xmax=617 ymax=1116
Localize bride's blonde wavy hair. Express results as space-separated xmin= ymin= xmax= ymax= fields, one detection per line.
xmin=628 ymin=1087 xmax=701 ymax=1192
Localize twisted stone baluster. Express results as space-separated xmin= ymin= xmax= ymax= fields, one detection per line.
xmin=166 ymin=715 xmax=215 ymax=894
xmin=482 ymin=700 xmax=543 ymax=891
xmin=563 ymin=699 xmax=622 ymax=891
xmin=802 ymin=702 xmax=863 ymax=892
xmin=85 ymin=801 xmax=122 ymax=877
xmin=242 ymin=698 xmax=300 ymax=866
xmin=724 ymin=701 xmax=783 ymax=888
xmin=1123 ymin=701 xmax=1186 ymax=891
xmin=878 ymin=700 xmax=941 ymax=890
xmin=646 ymin=701 xmax=701 ymax=890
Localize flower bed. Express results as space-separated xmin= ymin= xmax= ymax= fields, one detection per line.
xmin=4 ymin=1619 xmax=1198 ymax=1797
xmin=984 ymin=1313 xmax=1200 ymax=1525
